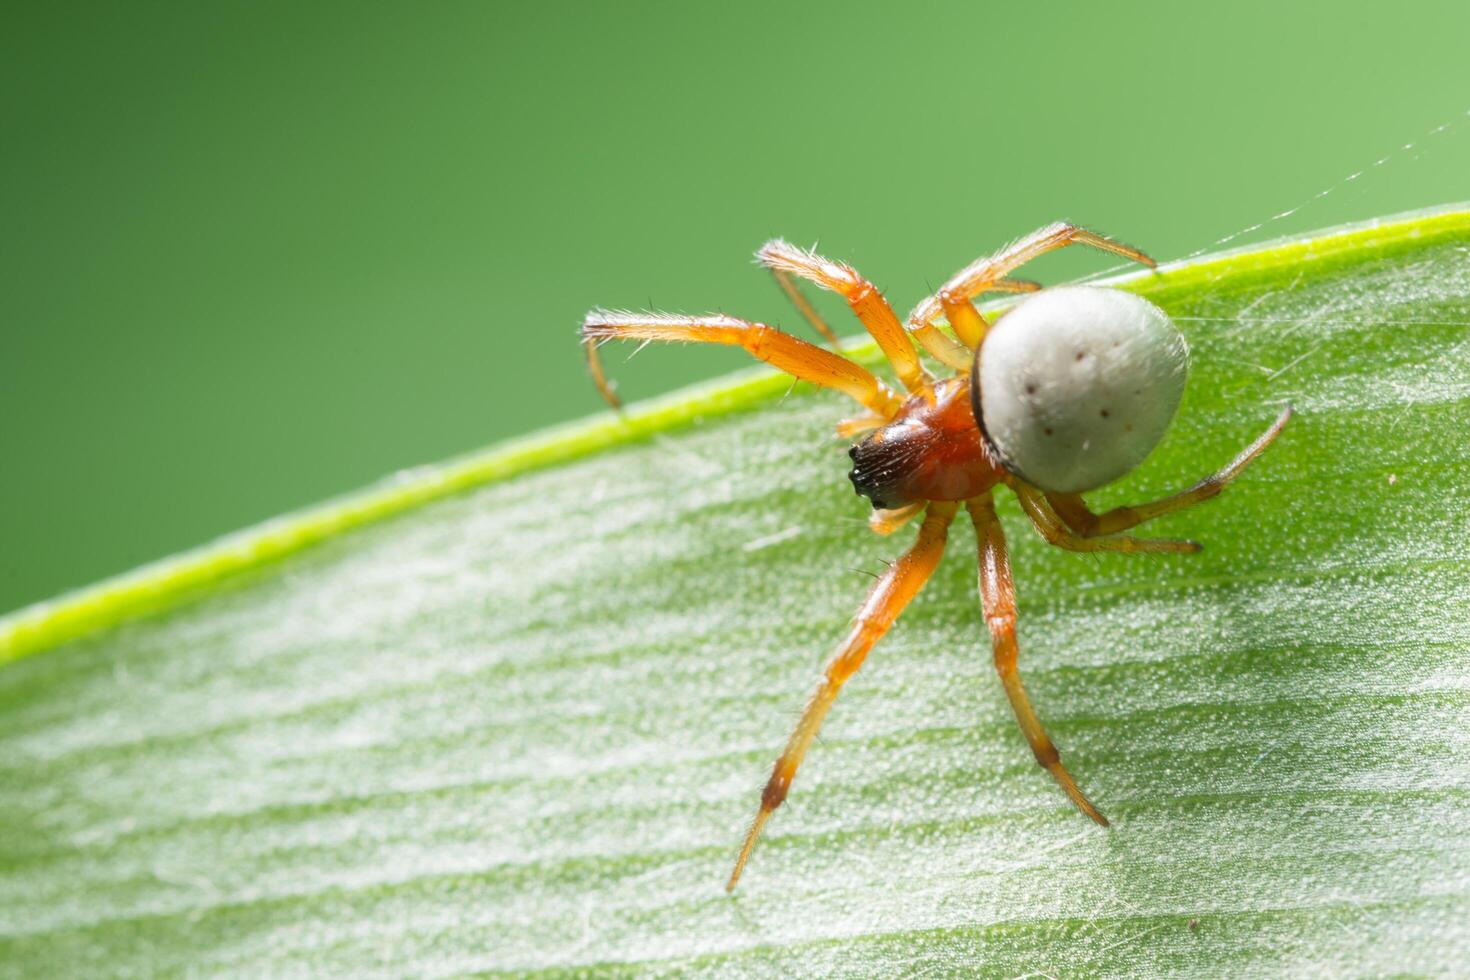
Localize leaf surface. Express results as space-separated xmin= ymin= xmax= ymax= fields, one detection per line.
xmin=2 ymin=209 xmax=1469 ymax=977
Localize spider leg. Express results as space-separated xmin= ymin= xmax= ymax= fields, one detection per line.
xmin=727 ymin=501 xmax=957 ymax=892
xmin=768 ymin=266 xmax=843 ymax=351
xmin=869 ymin=501 xmax=924 ymax=536
xmin=1013 ymin=484 xmax=1200 ymax=554
xmin=584 ymin=334 xmax=624 ymax=409
xmin=906 ymin=322 xmax=974 ymax=372
xmin=835 ymin=412 xmax=888 ymax=439
xmin=906 ymin=278 xmax=1047 ymax=370
xmin=581 ymin=311 xmax=903 ymax=417
xmin=908 ymin=223 xmax=1155 ymax=359
xmin=756 ymin=239 xmax=930 ymax=396
xmin=966 ymin=494 xmax=1108 ymax=826
xmin=1046 ymin=406 xmax=1292 ymax=537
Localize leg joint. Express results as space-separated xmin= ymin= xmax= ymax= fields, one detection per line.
xmin=846 ymin=280 xmax=876 ymax=305
xmin=986 ymin=610 xmax=1016 ymax=633
xmin=743 ymin=323 xmax=774 ymax=357
xmin=1070 ymin=511 xmax=1101 ymax=537
xmin=1032 ymin=740 xmax=1061 ymax=768
xmin=1191 ymin=477 xmax=1227 ymax=499
xmin=761 ymin=767 xmax=792 ymax=811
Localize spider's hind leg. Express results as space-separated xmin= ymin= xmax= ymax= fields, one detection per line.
xmin=581 ymin=312 xmax=903 ymax=416
xmin=966 ymin=494 xmax=1109 ymax=826
xmin=1045 ymin=406 xmax=1293 ymax=537
xmin=1014 ymin=485 xmax=1200 ymax=554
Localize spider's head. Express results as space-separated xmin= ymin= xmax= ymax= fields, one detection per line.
xmin=969 ymin=286 xmax=1188 ymax=494
xmin=847 ymin=418 xmax=930 ymax=511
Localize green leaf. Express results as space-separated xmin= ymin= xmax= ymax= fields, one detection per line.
xmin=3 ymin=208 xmax=1469 ymax=976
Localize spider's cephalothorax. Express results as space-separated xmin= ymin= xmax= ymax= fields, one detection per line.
xmin=580 ymin=223 xmax=1291 ymax=892
xmin=848 ymin=377 xmax=1000 ymax=511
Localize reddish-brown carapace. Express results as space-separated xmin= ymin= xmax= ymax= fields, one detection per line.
xmin=580 ymin=223 xmax=1290 ymax=892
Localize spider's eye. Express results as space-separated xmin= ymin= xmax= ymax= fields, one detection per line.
xmin=971 ymin=286 xmax=1188 ymax=493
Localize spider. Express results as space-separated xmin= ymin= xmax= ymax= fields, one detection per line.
xmin=580 ymin=223 xmax=1291 ymax=892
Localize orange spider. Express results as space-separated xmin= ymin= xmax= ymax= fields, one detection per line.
xmin=580 ymin=223 xmax=1290 ymax=892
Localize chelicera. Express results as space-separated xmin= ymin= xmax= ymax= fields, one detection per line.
xmin=581 ymin=223 xmax=1291 ymax=891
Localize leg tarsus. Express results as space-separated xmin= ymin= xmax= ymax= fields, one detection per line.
xmin=584 ymin=338 xmax=623 ymax=410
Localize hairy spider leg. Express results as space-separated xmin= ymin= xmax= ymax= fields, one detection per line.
xmin=581 ymin=312 xmax=904 ymax=417
xmin=726 ymin=501 xmax=958 ymax=892
xmin=1013 ymin=484 xmax=1200 ymax=554
xmin=909 ymin=279 xmax=1043 ymax=371
xmin=908 ymin=223 xmax=1156 ymax=365
xmin=756 ymin=239 xmax=931 ymax=396
xmin=768 ymin=265 xmax=844 ymax=350
xmin=1046 ymin=406 xmax=1292 ymax=537
xmin=966 ymin=494 xmax=1108 ymax=826
xmin=772 ymin=257 xmax=1040 ymax=358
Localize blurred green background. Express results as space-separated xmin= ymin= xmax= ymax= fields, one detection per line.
xmin=2 ymin=0 xmax=1468 ymax=615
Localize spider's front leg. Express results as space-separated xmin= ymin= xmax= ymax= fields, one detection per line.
xmin=756 ymin=239 xmax=932 ymax=396
xmin=726 ymin=501 xmax=957 ymax=892
xmin=580 ymin=312 xmax=903 ymax=416
xmin=1045 ymin=406 xmax=1293 ymax=538
xmin=966 ymin=494 xmax=1108 ymax=826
